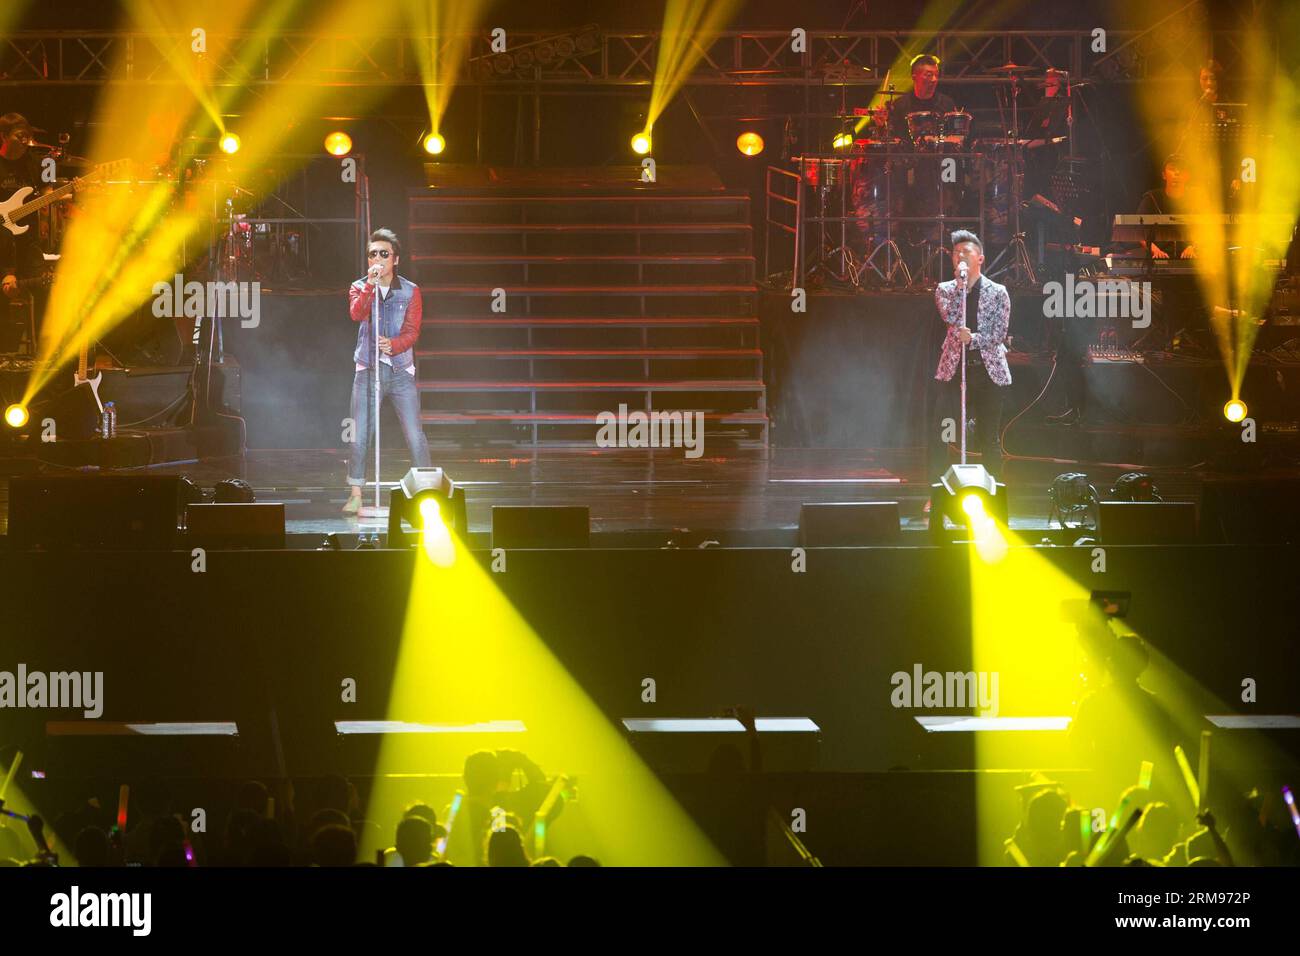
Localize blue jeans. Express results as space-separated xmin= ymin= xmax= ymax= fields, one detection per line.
xmin=347 ymin=364 xmax=431 ymax=486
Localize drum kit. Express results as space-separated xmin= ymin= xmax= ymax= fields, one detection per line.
xmin=791 ymin=60 xmax=1082 ymax=290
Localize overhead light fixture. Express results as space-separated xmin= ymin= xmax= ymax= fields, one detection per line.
xmin=324 ymin=131 xmax=352 ymax=156
xmin=736 ymin=131 xmax=764 ymax=156
xmin=4 ymin=403 xmax=28 ymax=428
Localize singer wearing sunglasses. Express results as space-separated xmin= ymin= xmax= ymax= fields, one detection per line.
xmin=343 ymin=228 xmax=431 ymax=514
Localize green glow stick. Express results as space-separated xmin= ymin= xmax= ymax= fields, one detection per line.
xmin=1197 ymin=731 xmax=1211 ymax=811
xmin=1174 ymin=744 xmax=1200 ymax=809
xmin=0 ymin=750 xmax=21 ymax=807
xmin=1138 ymin=760 xmax=1153 ymax=790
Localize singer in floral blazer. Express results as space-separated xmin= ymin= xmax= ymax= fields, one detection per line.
xmin=933 ymin=275 xmax=1012 ymax=386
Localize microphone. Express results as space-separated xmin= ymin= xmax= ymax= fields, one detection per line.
xmin=957 ymin=261 xmax=969 ymax=283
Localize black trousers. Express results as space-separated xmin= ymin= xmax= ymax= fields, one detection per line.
xmin=928 ymin=361 xmax=1008 ymax=479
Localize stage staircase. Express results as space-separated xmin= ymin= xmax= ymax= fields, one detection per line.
xmin=407 ymin=167 xmax=767 ymax=447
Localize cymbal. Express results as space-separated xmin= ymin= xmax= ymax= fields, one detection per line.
xmin=816 ymin=61 xmax=874 ymax=77
xmin=989 ymin=62 xmax=1037 ymax=74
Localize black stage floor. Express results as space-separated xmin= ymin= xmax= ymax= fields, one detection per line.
xmin=3 ymin=444 xmax=1289 ymax=541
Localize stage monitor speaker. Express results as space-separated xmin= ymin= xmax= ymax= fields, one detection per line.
xmin=1199 ymin=478 xmax=1300 ymax=544
xmin=49 ymin=381 xmax=103 ymax=441
xmin=8 ymin=475 xmax=183 ymax=550
xmin=186 ymin=502 xmax=285 ymax=550
xmin=799 ymin=502 xmax=901 ymax=546
xmin=491 ymin=505 xmax=589 ymax=549
xmin=1098 ymin=500 xmax=1197 ymax=544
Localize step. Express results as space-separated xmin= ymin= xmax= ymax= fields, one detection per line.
xmin=419 ymin=411 xmax=769 ymax=424
xmin=412 ymin=253 xmax=754 ymax=265
xmin=410 ymin=223 xmax=752 ymax=234
xmin=417 ymin=379 xmax=766 ymax=392
xmin=415 ymin=348 xmax=763 ymax=359
xmin=410 ymin=193 xmax=750 ymax=205
xmin=429 ymin=284 xmax=756 ymax=295
xmin=422 ymin=316 xmax=758 ymax=327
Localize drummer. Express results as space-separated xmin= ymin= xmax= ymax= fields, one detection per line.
xmin=877 ymin=54 xmax=957 ymax=147
xmin=868 ymin=54 xmax=960 ymax=271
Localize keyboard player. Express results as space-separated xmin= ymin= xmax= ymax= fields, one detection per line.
xmin=1132 ymin=154 xmax=1202 ymax=260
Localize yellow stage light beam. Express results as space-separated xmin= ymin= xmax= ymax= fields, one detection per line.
xmin=422 ymin=132 xmax=447 ymax=155
xmin=364 ymin=542 xmax=724 ymax=866
xmin=1121 ymin=3 xmax=1300 ymax=402
xmin=0 ymin=754 xmax=75 ymax=865
xmin=4 ymin=403 xmax=28 ymax=428
xmin=855 ymin=0 xmax=964 ymax=135
xmin=403 ymin=0 xmax=491 ymax=150
xmin=966 ymin=530 xmax=1091 ymax=863
xmin=123 ymin=0 xmax=254 ymax=136
xmin=25 ymin=1 xmax=394 ymax=403
xmin=642 ymin=0 xmax=742 ymax=144
xmin=968 ymin=523 xmax=1298 ymax=863
xmin=630 ymin=131 xmax=652 ymax=155
xmin=0 ymin=0 xmax=33 ymax=37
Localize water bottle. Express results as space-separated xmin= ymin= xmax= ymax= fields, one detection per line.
xmin=104 ymin=401 xmax=117 ymax=439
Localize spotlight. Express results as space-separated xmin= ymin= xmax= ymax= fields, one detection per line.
xmin=736 ymin=131 xmax=764 ymax=156
xmin=631 ymin=131 xmax=652 ymax=155
xmin=1223 ymin=398 xmax=1248 ymax=422
xmin=423 ymin=132 xmax=446 ymax=155
xmin=213 ymin=478 xmax=256 ymax=504
xmin=1048 ymin=472 xmax=1099 ymax=530
xmin=388 ymin=466 xmax=467 ymax=545
xmin=218 ymin=132 xmax=241 ymax=154
xmin=324 ymin=131 xmax=352 ymax=156
xmin=1110 ymin=472 xmax=1160 ymax=502
xmin=832 ymin=132 xmax=853 ymax=150
xmin=929 ymin=463 xmax=1008 ymax=542
xmin=4 ymin=403 xmax=28 ymax=428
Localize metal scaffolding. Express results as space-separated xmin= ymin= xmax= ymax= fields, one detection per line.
xmin=0 ymin=27 xmax=1274 ymax=88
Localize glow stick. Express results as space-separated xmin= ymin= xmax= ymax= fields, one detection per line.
xmin=0 ymin=750 xmax=21 ymax=806
xmin=115 ymin=784 xmax=130 ymax=832
xmin=1138 ymin=760 xmax=1153 ymax=791
xmin=1086 ymin=793 xmax=1134 ymax=866
xmin=533 ymin=774 xmax=569 ymax=859
xmin=437 ymin=791 xmax=462 ymax=858
xmin=1174 ymin=745 xmax=1199 ymax=809
xmin=1282 ymin=786 xmax=1300 ymax=840
xmin=1197 ymin=730 xmax=1211 ymax=811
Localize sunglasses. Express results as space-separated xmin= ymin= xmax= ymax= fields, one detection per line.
xmin=367 ymin=249 xmax=393 ymax=259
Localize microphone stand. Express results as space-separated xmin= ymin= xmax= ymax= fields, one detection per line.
xmin=359 ymin=274 xmax=388 ymax=518
xmin=958 ymin=266 xmax=968 ymax=464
